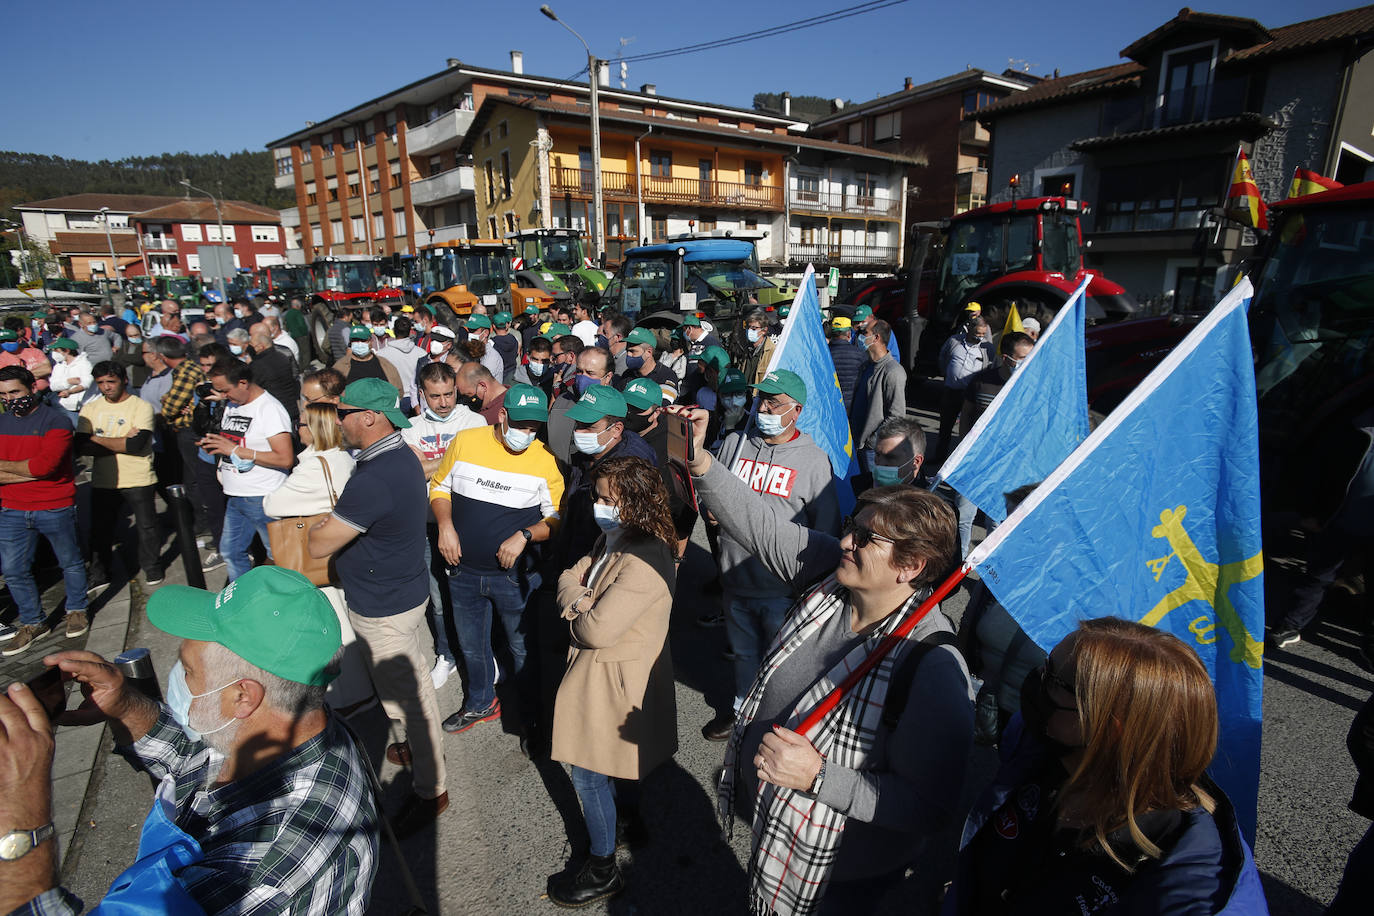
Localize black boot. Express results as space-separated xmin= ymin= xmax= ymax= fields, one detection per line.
xmin=548 ymin=854 xmax=624 ymax=908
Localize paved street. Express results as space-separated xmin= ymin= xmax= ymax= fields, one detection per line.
xmin=15 ymin=392 xmax=1371 ymax=914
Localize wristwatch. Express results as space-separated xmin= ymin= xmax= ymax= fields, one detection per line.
xmin=519 ymin=528 xmax=532 ymax=542
xmin=0 ymin=823 xmax=55 ymax=861
xmin=808 ymin=757 xmax=827 ymax=796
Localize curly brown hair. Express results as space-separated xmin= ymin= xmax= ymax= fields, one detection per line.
xmin=593 ymin=456 xmax=677 ymax=550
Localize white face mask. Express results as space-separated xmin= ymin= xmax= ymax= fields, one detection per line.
xmin=592 ymin=502 xmax=621 ymax=531
xmin=429 ymin=340 xmax=447 ymax=355
xmin=723 ymin=394 xmax=747 ymax=411
xmin=350 ymin=341 xmax=371 ymax=358
xmin=573 ymin=427 xmax=609 ymax=455
xmin=527 ymin=361 xmax=547 ymax=378
xmin=503 ymin=423 xmax=536 ymax=452
xmin=229 ymin=344 xmax=244 ymax=356
xmin=756 ymin=404 xmax=795 ymax=437
xmin=165 ymin=660 xmax=237 ymax=741
xmin=746 ymin=328 xmax=762 ymax=344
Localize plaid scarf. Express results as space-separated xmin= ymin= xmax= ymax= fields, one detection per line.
xmin=718 ymin=575 xmax=931 ymax=916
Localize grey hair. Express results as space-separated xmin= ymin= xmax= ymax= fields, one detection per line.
xmin=743 ymin=308 xmax=769 ymax=327
xmin=875 ymin=414 xmax=926 ymax=456
xmin=225 ymin=328 xmax=250 ymax=342
xmin=201 ymin=641 xmax=334 ymax=717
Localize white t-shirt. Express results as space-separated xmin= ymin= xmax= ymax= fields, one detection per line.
xmin=401 ymin=405 xmax=486 ymax=462
xmin=217 ymin=391 xmax=292 ymax=497
xmin=571 ymin=320 xmax=598 ymax=346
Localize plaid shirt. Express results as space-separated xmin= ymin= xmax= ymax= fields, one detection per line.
xmin=18 ymin=707 xmax=378 ymax=916
xmin=161 ymin=359 xmax=205 ymax=429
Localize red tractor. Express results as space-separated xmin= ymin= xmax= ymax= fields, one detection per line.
xmin=307 ymin=255 xmax=405 ymax=361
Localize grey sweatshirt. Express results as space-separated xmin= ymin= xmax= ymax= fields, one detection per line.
xmin=710 ymin=427 xmax=840 ymax=597
xmin=694 ymin=458 xmax=974 ymax=882
xmin=852 ymin=355 xmax=908 ymax=451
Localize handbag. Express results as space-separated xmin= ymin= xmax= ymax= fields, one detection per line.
xmin=266 ymin=457 xmax=338 ymax=586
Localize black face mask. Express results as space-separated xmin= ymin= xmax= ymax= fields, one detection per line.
xmin=623 ymin=410 xmax=651 ymax=434
xmin=2 ymin=394 xmax=39 ymax=417
xmin=1019 ymin=667 xmax=1083 ymax=758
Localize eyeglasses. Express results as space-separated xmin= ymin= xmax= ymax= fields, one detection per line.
xmin=1039 ymin=660 xmax=1078 ymax=712
xmin=841 ymin=515 xmax=894 ymax=549
xmin=335 ymin=407 xmax=370 ymax=420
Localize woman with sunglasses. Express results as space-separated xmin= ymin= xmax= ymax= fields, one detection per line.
xmin=547 ymin=456 xmax=679 ymax=907
xmin=944 ymin=618 xmax=1267 ymax=914
xmin=671 ymin=407 xmax=974 ymax=915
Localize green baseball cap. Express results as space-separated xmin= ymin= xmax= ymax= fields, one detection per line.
xmin=0 ymin=329 xmax=17 ymax=343
xmin=539 ymin=322 xmax=571 ymax=341
xmin=341 ymin=378 xmax=411 ymax=429
xmin=698 ymin=345 xmax=730 ymax=374
xmin=32 ymin=308 xmax=49 ymax=319
xmin=503 ymin=384 xmax=549 ymax=422
xmin=50 ymin=338 xmax=78 ymax=351
xmin=778 ymin=306 xmax=791 ymax=319
xmin=348 ymin=325 xmax=371 ymax=341
xmin=566 ymin=384 xmax=628 ymax=423
xmin=682 ymin=314 xmax=702 ymax=327
xmin=524 ymin=303 xmax=540 ymax=315
xmin=147 ymin=566 xmax=342 ymax=686
xmin=493 ymin=311 xmax=513 ymax=326
xmin=718 ymin=368 xmax=748 ymax=396
xmin=622 ymin=377 xmax=663 ymax=410
xmin=625 ymin=327 xmax=656 ymax=348
xmin=853 ymin=305 xmax=873 ymax=321
xmin=466 ymin=314 xmax=492 ymax=330
xmin=755 ymin=368 xmax=807 ymax=406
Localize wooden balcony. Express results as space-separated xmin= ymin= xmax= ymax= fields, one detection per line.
xmin=789 ymin=243 xmax=900 ymax=268
xmin=788 ymin=188 xmax=900 ymax=219
xmin=551 ymin=167 xmax=782 ymax=211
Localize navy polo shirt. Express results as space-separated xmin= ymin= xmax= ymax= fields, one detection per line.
xmin=332 ymin=433 xmax=429 ymax=616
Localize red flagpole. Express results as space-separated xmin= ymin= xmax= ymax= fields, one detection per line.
xmin=796 ymin=564 xmax=971 ymax=737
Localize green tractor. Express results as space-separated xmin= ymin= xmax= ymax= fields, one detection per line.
xmin=508 ymin=228 xmax=609 ymax=302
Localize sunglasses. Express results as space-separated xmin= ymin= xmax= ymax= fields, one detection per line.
xmin=335 ymin=407 xmax=370 ymax=420
xmin=1039 ymin=660 xmax=1078 ymax=712
xmin=841 ymin=515 xmax=895 ymax=549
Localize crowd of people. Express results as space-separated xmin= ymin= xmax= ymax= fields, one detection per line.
xmin=0 ymin=288 xmax=1356 ymax=915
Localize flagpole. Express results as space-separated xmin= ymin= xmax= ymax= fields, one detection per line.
xmin=796 ymin=564 xmax=971 ymax=737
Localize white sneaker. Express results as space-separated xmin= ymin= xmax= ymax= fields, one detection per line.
xmin=493 ymin=654 xmax=502 ymax=686
xmin=0 ymin=622 xmax=16 ymax=643
xmin=430 ymin=655 xmax=458 ymax=690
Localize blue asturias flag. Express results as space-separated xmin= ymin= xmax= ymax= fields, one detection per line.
xmin=967 ymin=278 xmax=1265 ymax=840
xmin=767 ymin=265 xmax=857 ymax=512
xmin=938 ymin=276 xmax=1092 ymax=522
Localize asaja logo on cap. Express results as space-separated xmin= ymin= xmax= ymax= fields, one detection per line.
xmin=765 ymin=372 xmax=779 ymax=383
xmin=214 ymin=581 xmax=237 ymax=609
xmin=519 ymin=393 xmax=539 ymax=406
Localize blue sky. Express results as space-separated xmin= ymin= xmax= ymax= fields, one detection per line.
xmin=4 ymin=0 xmax=1361 ymax=159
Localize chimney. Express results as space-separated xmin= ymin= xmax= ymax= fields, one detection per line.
xmin=904 ymin=76 xmax=913 ymax=90
xmin=641 ymin=83 xmax=656 ymax=95
xmin=510 ymin=50 xmax=523 ymax=74
xmin=831 ymin=98 xmax=846 ymax=113
xmin=782 ymin=92 xmax=791 ymax=116
xmin=597 ymin=61 xmax=610 ymax=87
xmin=446 ymin=58 xmax=460 ymax=68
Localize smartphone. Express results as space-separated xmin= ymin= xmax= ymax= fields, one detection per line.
xmin=666 ymin=411 xmax=695 ymax=466
xmin=25 ymin=667 xmax=67 ymax=722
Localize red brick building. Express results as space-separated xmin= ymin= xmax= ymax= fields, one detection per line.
xmin=129 ymin=200 xmax=287 ymax=279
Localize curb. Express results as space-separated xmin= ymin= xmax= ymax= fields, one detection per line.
xmin=54 ymin=580 xmax=137 ymax=874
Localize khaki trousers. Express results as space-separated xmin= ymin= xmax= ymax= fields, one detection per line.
xmin=347 ymin=600 xmax=447 ymax=799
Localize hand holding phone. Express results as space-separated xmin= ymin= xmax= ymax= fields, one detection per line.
xmin=24 ymin=668 xmax=66 ymax=723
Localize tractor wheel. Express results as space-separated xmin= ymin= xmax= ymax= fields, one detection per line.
xmin=309 ymin=302 xmax=336 ymax=364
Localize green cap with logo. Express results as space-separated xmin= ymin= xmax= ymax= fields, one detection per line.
xmin=348 ymin=325 xmax=371 ymax=341
xmin=566 ymin=384 xmax=628 ymax=423
xmin=622 ymin=377 xmax=663 ymax=410
xmin=50 ymin=338 xmax=78 ymax=352
xmin=698 ymin=345 xmax=730 ymax=374
xmin=754 ymin=368 xmax=807 ymax=406
xmin=493 ymin=311 xmax=513 ymax=326
xmin=718 ymin=368 xmax=748 ymax=396
xmin=0 ymin=329 xmax=17 ymax=343
xmin=538 ymin=322 xmax=572 ymax=341
xmin=466 ymin=313 xmax=492 ymax=330
xmin=524 ymin=303 xmax=540 ymax=315
xmin=778 ymin=305 xmax=791 ymax=319
xmin=503 ymin=384 xmax=549 ymax=422
xmin=341 ymin=377 xmax=411 ymax=429
xmin=147 ymin=566 xmax=342 ymax=686
xmin=682 ymin=314 xmax=702 ymax=327
xmin=625 ymin=327 xmax=657 ymax=348
xmin=853 ymin=305 xmax=873 ymax=321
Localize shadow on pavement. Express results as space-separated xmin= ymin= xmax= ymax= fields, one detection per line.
xmin=1259 ymin=871 xmax=1326 ymax=916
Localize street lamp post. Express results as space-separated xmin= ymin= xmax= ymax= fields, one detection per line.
xmin=2 ymin=219 xmax=28 ymax=286
xmin=98 ymin=207 xmax=123 ymax=304
xmin=540 ymin=4 xmax=604 ymax=265
xmin=180 ymin=179 xmax=229 ymax=306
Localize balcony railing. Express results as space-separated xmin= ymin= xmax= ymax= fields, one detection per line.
xmin=959 ymin=120 xmax=990 ymax=145
xmin=789 ymin=243 xmax=900 ymax=267
xmin=405 ymin=109 xmax=477 ymax=157
xmin=551 ymin=167 xmax=783 ymax=210
xmin=788 ymin=188 xmax=900 ymax=218
xmin=411 ymin=166 xmax=475 ymax=206
xmin=141 ymin=235 xmax=177 ymax=251
xmin=418 ymin=223 xmax=481 ymax=246
xmin=956 ymin=167 xmax=989 ymax=198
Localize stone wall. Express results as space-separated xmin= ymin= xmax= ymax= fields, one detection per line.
xmin=1251 ymin=51 xmax=1344 ymax=201
xmin=987 ymin=100 xmax=1103 ymax=204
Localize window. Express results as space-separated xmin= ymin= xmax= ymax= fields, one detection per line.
xmin=274 ymin=149 xmax=293 ymax=177
xmin=429 ymin=155 xmax=443 ymax=177
xmin=1039 ymin=173 xmax=1076 ymax=197
xmin=389 ymin=158 xmax=401 ymax=187
xmin=181 ymin=224 xmax=202 ymax=242
xmin=362 ymin=120 xmax=374 ymax=144
xmin=500 ymin=151 xmax=512 ymax=196
xmin=504 ymin=212 xmax=516 ymax=234
xmin=311 ymin=224 xmax=323 ymax=246
xmin=343 ymin=126 xmax=356 ymax=146
xmin=484 ymin=160 xmax=496 ymax=204
xmin=796 ymin=172 xmax=820 ymax=202
xmin=649 ymin=149 xmax=672 ymax=178
xmin=744 ymin=218 xmax=758 ymax=230
xmin=483 ymin=131 xmax=491 ymax=148
xmin=329 ymin=137 xmax=340 ymax=158
xmin=182 ymin=255 xmax=196 ymax=272
xmin=106 ymin=214 xmax=129 ymax=229
xmin=351 ymin=216 xmax=365 ymax=240
xmin=873 ymin=112 xmax=900 ymax=141
xmin=1097 ymin=157 xmax=1225 ymax=232
xmin=386 ymin=111 xmax=397 ymax=141
xmin=251 ymin=225 xmax=279 ymax=243
xmin=330 ymin=219 xmax=344 ymax=243
xmin=698 ymin=218 xmax=716 ymax=232
xmin=651 ymin=216 xmax=667 ymax=241
xmin=327 ymin=176 xmax=339 ymax=202
xmin=1160 ymin=44 xmax=1214 ymax=126
xmin=847 ymin=122 xmax=863 ymax=144
xmin=744 ymin=160 xmax=764 ymax=186
xmin=373 ymin=213 xmax=386 ymax=239
xmin=206 ymin=224 xmax=236 ymax=242
xmin=369 ymin=167 xmax=380 ymax=193
xmin=962 ymin=90 xmax=998 ymax=115
xmin=305 ymin=181 xmax=317 ymax=205
xmin=346 ymin=172 xmax=360 ymax=197
xmin=301 ymin=143 xmax=313 ymax=164
xmin=89 ymin=259 xmax=106 ymax=274
xmin=394 ymin=208 xmax=407 ymax=239
xmin=498 ymin=120 xmax=508 ymax=139
xmin=854 ymin=173 xmax=876 ymax=207
xmin=488 ymin=216 xmax=499 ymax=239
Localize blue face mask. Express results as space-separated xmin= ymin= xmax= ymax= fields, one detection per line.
xmin=350 ymin=341 xmax=371 ymax=358
xmin=573 ymin=374 xmax=597 ymax=396
xmin=1 ymin=342 xmax=17 ymax=353
xmin=871 ymin=463 xmax=909 ymax=487
xmin=422 ymin=404 xmax=452 ymax=422
xmin=128 ymin=336 xmax=142 ymax=345
xmin=624 ymin=354 xmax=644 ymax=371
xmin=230 ymin=453 xmax=256 ymax=472
xmin=527 ymin=361 xmax=547 ymax=378
xmin=165 ymin=660 xmax=237 ymax=741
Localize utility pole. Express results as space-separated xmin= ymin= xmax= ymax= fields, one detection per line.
xmin=180 ymin=179 xmax=229 ymax=306
xmin=541 ymin=5 xmax=605 ymax=264
xmin=98 ymin=207 xmax=123 ymax=305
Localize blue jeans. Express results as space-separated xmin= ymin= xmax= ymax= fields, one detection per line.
xmin=570 ymin=765 xmax=617 ymax=857
xmin=219 ymin=495 xmax=272 ymax=582
xmin=726 ymin=592 xmax=795 ymax=709
xmin=0 ymin=506 xmax=88 ymax=625
xmin=448 ymin=565 xmax=530 ymax=713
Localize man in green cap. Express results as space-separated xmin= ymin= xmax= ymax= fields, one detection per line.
xmin=464 ymin=313 xmax=507 ymax=380
xmin=4 ymin=566 xmax=378 ymax=912
xmin=0 ymin=327 xmax=51 ymax=391
xmin=489 ymin=311 xmax=520 ymax=384
xmin=332 ymin=325 xmax=403 ymax=397
xmin=619 ymin=327 xmax=678 ymax=401
xmin=680 ymin=313 xmax=721 ymax=358
xmin=428 ymin=384 xmax=564 ymax=745
xmin=686 ymin=344 xmax=731 ymax=413
xmin=309 ymin=378 xmax=449 ymax=835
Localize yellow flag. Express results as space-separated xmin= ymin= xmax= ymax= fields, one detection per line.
xmin=1000 ymin=303 xmax=1024 ymax=346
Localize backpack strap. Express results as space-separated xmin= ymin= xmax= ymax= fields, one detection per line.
xmin=882 ymin=630 xmax=960 ymax=730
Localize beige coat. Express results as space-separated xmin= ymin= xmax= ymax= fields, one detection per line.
xmin=551 ymin=532 xmax=678 ymax=780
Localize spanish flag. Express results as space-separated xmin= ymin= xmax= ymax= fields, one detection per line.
xmin=1226 ymin=150 xmax=1268 ymax=230
xmin=1288 ymin=167 xmax=1343 ymax=199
